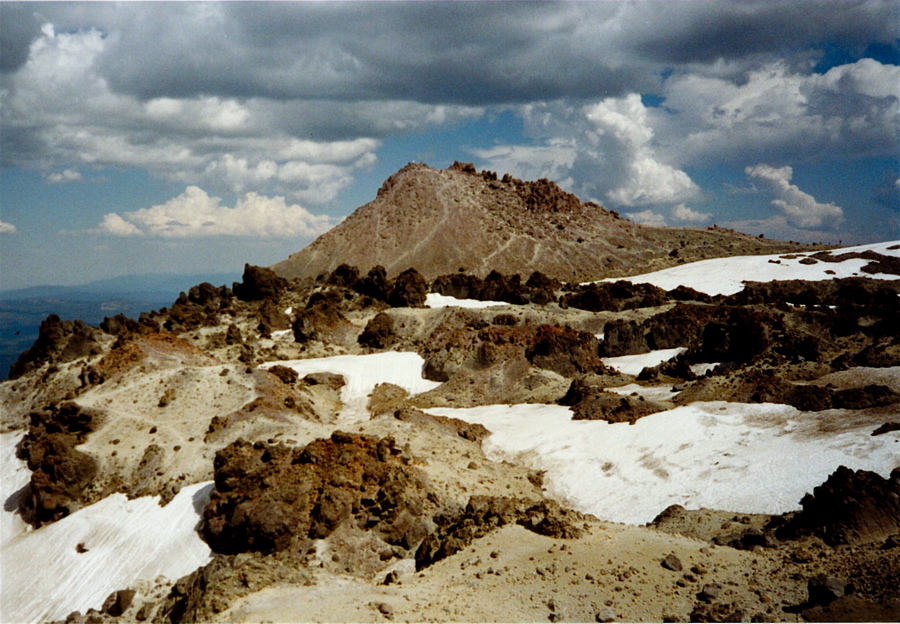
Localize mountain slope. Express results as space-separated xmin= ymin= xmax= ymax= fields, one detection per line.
xmin=273 ymin=162 xmax=825 ymax=282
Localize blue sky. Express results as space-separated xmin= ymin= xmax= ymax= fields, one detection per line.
xmin=1 ymin=1 xmax=898 ymax=290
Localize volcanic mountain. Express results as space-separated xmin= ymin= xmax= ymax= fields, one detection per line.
xmin=273 ymin=161 xmax=822 ymax=282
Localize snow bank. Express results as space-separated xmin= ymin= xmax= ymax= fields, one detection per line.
xmin=606 ymin=383 xmax=679 ymax=402
xmin=601 ymin=347 xmax=685 ymax=376
xmin=1 ymin=431 xmax=212 ymax=623
xmin=603 ymin=240 xmax=900 ymax=296
xmin=424 ymin=402 xmax=897 ymax=525
xmin=261 ymin=352 xmax=440 ymax=423
xmin=425 ymin=293 xmax=508 ymax=309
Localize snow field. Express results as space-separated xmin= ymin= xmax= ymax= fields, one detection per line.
xmin=260 ymin=352 xmax=441 ymax=423
xmin=425 ymin=293 xmax=509 ymax=309
xmin=1 ymin=431 xmax=212 ymax=624
xmin=423 ymin=401 xmax=898 ymax=525
xmin=601 ymin=240 xmax=900 ymax=296
xmin=601 ymin=347 xmax=686 ymax=376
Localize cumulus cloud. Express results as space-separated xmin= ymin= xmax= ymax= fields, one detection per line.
xmin=746 ymin=164 xmax=844 ymax=229
xmin=585 ymin=94 xmax=700 ymax=207
xmin=658 ymin=58 xmax=900 ymax=167
xmin=0 ymin=22 xmax=480 ymax=203
xmin=721 ymin=215 xmax=846 ymax=245
xmin=625 ymin=210 xmax=667 ymax=227
xmin=46 ymin=169 xmax=82 ymax=184
xmin=99 ymin=187 xmax=336 ymax=238
xmin=0 ymin=220 xmax=17 ymax=235
xmin=475 ymin=95 xmax=699 ymax=210
xmin=671 ymin=204 xmax=711 ymax=224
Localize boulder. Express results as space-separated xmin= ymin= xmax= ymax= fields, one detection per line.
xmin=233 ymin=264 xmax=290 ymax=302
xmin=781 ymin=466 xmax=900 ymax=546
xmin=359 ymin=312 xmax=398 ymax=350
xmin=388 ymin=268 xmax=428 ymax=308
xmin=15 ymin=403 xmax=101 ymax=526
xmin=203 ymin=432 xmax=436 ymax=555
xmin=525 ymin=324 xmax=602 ymax=377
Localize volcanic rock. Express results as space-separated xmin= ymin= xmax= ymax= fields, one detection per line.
xmin=9 ymin=315 xmax=102 ymax=380
xmin=387 ymin=268 xmax=428 ymax=308
xmin=524 ymin=324 xmax=603 ymax=377
xmin=272 ymin=162 xmax=816 ymax=282
xmin=15 ymin=402 xmax=101 ymax=526
xmin=203 ymin=432 xmax=437 ymax=555
xmin=233 ymin=264 xmax=290 ymax=302
xmin=781 ymin=466 xmax=900 ymax=546
xmin=415 ymin=495 xmax=588 ymax=571
xmin=359 ymin=312 xmax=398 ymax=350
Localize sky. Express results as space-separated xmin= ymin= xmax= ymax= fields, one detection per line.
xmin=1 ymin=1 xmax=898 ymax=290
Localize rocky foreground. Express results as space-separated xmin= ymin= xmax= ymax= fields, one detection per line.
xmin=2 ymin=248 xmax=899 ymax=623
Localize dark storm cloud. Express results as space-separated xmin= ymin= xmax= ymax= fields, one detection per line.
xmin=7 ymin=1 xmax=893 ymax=107
xmin=2 ymin=0 xmax=897 ymax=209
xmin=630 ymin=1 xmax=899 ymax=67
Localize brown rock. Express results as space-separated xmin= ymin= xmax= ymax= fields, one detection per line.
xmin=203 ymin=432 xmax=435 ymax=555
xmin=661 ymin=553 xmax=683 ymax=572
xmin=103 ymin=588 xmax=135 ymax=617
xmin=233 ymin=264 xmax=290 ymax=301
xmin=782 ymin=466 xmax=900 ymax=546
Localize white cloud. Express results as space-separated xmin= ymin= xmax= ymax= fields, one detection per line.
xmin=721 ymin=215 xmax=847 ymax=245
xmin=471 ymin=141 xmax=577 ymax=187
xmin=475 ymin=95 xmax=699 ymax=210
xmin=0 ymin=220 xmax=17 ymax=235
xmin=746 ymin=164 xmax=844 ymax=230
xmin=2 ymin=24 xmax=480 ymax=204
xmin=659 ymin=59 xmax=900 ymax=167
xmin=624 ymin=209 xmax=666 ymax=227
xmin=671 ymin=203 xmax=711 ymax=224
xmin=46 ymin=169 xmax=82 ymax=184
xmin=99 ymin=186 xmax=336 ymax=238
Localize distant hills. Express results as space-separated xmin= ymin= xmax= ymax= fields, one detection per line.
xmin=273 ymin=162 xmax=827 ymax=282
xmin=0 ymin=272 xmax=240 ymax=379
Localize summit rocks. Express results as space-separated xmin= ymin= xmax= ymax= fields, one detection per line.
xmin=272 ymin=162 xmax=817 ymax=283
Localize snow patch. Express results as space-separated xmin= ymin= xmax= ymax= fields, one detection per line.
xmin=425 ymin=293 xmax=508 ymax=309
xmin=424 ymin=401 xmax=897 ymax=525
xmin=601 ymin=240 xmax=900 ymax=296
xmin=606 ymin=383 xmax=679 ymax=402
xmin=601 ymin=347 xmax=685 ymax=376
xmin=260 ymin=352 xmax=440 ymax=424
xmin=1 ymin=431 xmax=212 ymax=624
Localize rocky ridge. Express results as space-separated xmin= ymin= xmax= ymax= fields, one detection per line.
xmin=2 ymin=197 xmax=899 ymax=622
xmin=272 ymin=162 xmax=829 ymax=282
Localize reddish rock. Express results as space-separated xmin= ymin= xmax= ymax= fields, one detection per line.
xmin=203 ymin=432 xmax=435 ymax=554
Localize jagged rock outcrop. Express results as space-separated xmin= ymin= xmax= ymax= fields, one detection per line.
xmin=415 ymin=495 xmax=589 ymax=571
xmin=431 ymin=270 xmax=559 ymax=305
xmin=561 ymin=280 xmax=668 ymax=313
xmin=203 ymin=432 xmax=438 ymax=555
xmin=272 ymin=162 xmax=819 ymax=282
xmin=524 ymin=324 xmax=604 ymax=377
xmin=779 ymin=466 xmax=900 ymax=546
xmin=233 ymin=264 xmax=290 ymax=302
xmin=420 ymin=316 xmax=605 ymax=383
xmin=9 ymin=315 xmax=102 ymax=379
xmin=15 ymin=402 xmax=101 ymax=526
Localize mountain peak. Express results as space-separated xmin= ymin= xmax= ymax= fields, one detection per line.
xmin=272 ymin=163 xmax=820 ymax=282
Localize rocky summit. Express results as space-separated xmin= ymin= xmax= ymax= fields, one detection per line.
xmin=1 ymin=165 xmax=899 ymax=624
xmin=272 ymin=162 xmax=823 ymax=282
